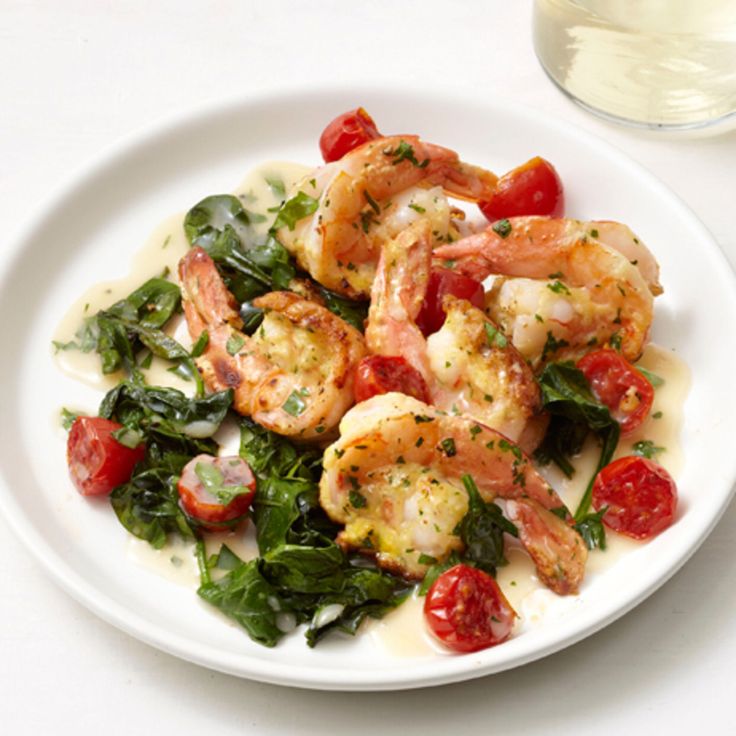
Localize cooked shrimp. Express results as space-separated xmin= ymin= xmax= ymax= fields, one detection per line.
xmin=277 ymin=135 xmax=498 ymax=298
xmin=433 ymin=216 xmax=656 ymax=363
xmin=179 ymin=246 xmax=366 ymax=440
xmin=365 ymin=221 xmax=546 ymax=453
xmin=319 ymin=393 xmax=587 ymax=594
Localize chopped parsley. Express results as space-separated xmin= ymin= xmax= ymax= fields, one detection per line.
xmin=388 ymin=140 xmax=429 ymax=168
xmin=484 ymin=322 xmax=508 ymax=349
xmin=636 ymin=366 xmax=665 ymax=387
xmin=349 ymin=489 xmax=368 ymax=508
xmin=194 ymin=461 xmax=249 ymax=506
xmin=632 ymin=439 xmax=665 ymax=459
xmin=226 ymin=333 xmax=245 ymax=356
xmin=547 ymin=280 xmax=571 ymax=295
xmin=439 ymin=437 xmax=457 ymax=457
xmin=541 ymin=331 xmax=569 ymax=361
xmin=492 ymin=219 xmax=512 ymax=238
xmin=282 ymin=387 xmax=309 ymax=416
xmin=364 ymin=190 xmax=381 ymax=214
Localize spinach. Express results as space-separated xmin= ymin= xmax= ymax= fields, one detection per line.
xmin=574 ymin=508 xmax=608 ymax=551
xmin=100 ymin=381 xmax=232 ymax=449
xmin=184 ymin=194 xmax=294 ymax=302
xmin=419 ymin=551 xmax=463 ymax=596
xmin=317 ymin=287 xmax=368 ymax=333
xmin=535 ymin=361 xmax=620 ymax=549
xmin=239 ymin=302 xmax=265 ymax=335
xmin=418 ymin=475 xmax=519 ymax=595
xmin=102 ymin=382 xmax=234 ymax=546
xmin=193 ymin=419 xmax=409 ymax=648
xmin=184 ymin=194 xmax=265 ymax=250
xmin=59 ymin=278 xmax=198 ymax=385
xmin=197 ymin=553 xmax=295 ymax=648
xmin=262 ymin=544 xmax=345 ymax=594
xmin=185 ymin=191 xmax=369 ymax=334
xmin=458 ymin=475 xmax=518 ymax=575
xmin=305 ymin=567 xmax=410 ymax=647
xmin=111 ymin=468 xmax=194 ymax=548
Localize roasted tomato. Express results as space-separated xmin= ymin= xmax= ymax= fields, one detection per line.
xmin=592 ymin=456 xmax=677 ymax=540
xmin=178 ymin=454 xmax=256 ymax=531
xmin=424 ymin=564 xmax=516 ymax=652
xmin=67 ymin=417 xmax=145 ymax=496
xmin=319 ymin=107 xmax=381 ymax=163
xmin=479 ymin=156 xmax=564 ymax=220
xmin=415 ymin=267 xmax=485 ymax=336
xmin=577 ymin=349 xmax=655 ymax=433
xmin=354 ymin=355 xmax=430 ymax=404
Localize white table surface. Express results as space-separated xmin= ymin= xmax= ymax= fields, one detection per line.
xmin=2 ymin=2 xmax=735 ymax=733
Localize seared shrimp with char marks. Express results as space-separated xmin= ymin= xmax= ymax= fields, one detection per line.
xmin=278 ymin=135 xmax=498 ymax=298
xmin=319 ymin=393 xmax=587 ymax=594
xmin=366 ymin=220 xmax=546 ymax=453
xmin=433 ymin=216 xmax=657 ymax=364
xmin=179 ymin=246 xmax=366 ymax=440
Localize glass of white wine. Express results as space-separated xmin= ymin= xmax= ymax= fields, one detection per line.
xmin=533 ymin=0 xmax=736 ymax=130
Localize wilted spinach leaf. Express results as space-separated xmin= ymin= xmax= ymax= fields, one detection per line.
xmin=458 ymin=474 xmax=518 ymax=575
xmin=111 ymin=468 xmax=194 ymax=548
xmin=535 ymin=361 xmax=620 ymax=546
xmin=318 ymin=287 xmax=368 ymax=333
xmin=184 ymin=194 xmax=265 ymax=250
xmin=184 ymin=194 xmax=294 ymax=303
xmin=59 ymin=278 xmax=197 ymax=384
xmin=197 ymin=553 xmax=295 ymax=648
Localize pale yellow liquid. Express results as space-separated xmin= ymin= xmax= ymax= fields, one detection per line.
xmin=534 ymin=0 xmax=736 ymax=128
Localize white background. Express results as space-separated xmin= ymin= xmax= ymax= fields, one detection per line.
xmin=2 ymin=1 xmax=735 ymax=733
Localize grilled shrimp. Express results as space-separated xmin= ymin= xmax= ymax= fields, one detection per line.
xmin=433 ymin=216 xmax=657 ymax=363
xmin=365 ymin=220 xmax=546 ymax=453
xmin=178 ymin=246 xmax=366 ymax=440
xmin=319 ymin=393 xmax=587 ymax=594
xmin=277 ymin=135 xmax=498 ymax=298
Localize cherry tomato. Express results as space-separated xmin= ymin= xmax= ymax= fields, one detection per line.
xmin=415 ymin=267 xmax=485 ymax=336
xmin=67 ymin=416 xmax=146 ymax=496
xmin=424 ymin=564 xmax=516 ymax=652
xmin=577 ymin=349 xmax=654 ymax=433
xmin=178 ymin=454 xmax=256 ymax=530
xmin=592 ymin=456 xmax=677 ymax=540
xmin=319 ymin=107 xmax=381 ymax=163
xmin=479 ymin=156 xmax=564 ymax=221
xmin=354 ymin=355 xmax=430 ymax=404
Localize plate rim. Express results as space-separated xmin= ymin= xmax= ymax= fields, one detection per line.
xmin=2 ymin=83 xmax=736 ymax=691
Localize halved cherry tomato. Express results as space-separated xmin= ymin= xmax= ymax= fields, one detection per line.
xmin=415 ymin=267 xmax=485 ymax=336
xmin=577 ymin=349 xmax=654 ymax=433
xmin=354 ymin=355 xmax=430 ymax=404
xmin=178 ymin=454 xmax=256 ymax=531
xmin=424 ymin=564 xmax=516 ymax=652
xmin=592 ymin=456 xmax=677 ymax=540
xmin=479 ymin=156 xmax=564 ymax=221
xmin=319 ymin=107 xmax=381 ymax=163
xmin=67 ymin=416 xmax=146 ymax=496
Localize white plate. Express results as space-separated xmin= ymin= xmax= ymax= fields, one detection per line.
xmin=1 ymin=87 xmax=735 ymax=691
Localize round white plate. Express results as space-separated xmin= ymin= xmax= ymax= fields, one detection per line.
xmin=1 ymin=87 xmax=735 ymax=691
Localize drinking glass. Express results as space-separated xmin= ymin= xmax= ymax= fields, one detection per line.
xmin=533 ymin=0 xmax=736 ymax=130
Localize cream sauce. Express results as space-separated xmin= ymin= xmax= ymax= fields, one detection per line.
xmin=52 ymin=160 xmax=692 ymax=657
